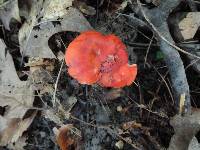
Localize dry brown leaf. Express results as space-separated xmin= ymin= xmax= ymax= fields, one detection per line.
xmin=122 ymin=121 xmax=142 ymax=130
xmin=19 ymin=0 xmax=92 ymax=58
xmin=115 ymin=140 xmax=124 ymax=150
xmin=188 ymin=137 xmax=200 ymax=150
xmin=168 ymin=108 xmax=200 ymax=150
xmin=117 ymin=0 xmax=128 ymax=11
xmin=0 ymin=0 xmax=21 ymax=30
xmin=0 ymin=40 xmax=34 ymax=119
xmin=43 ymin=109 xmax=63 ymax=126
xmin=0 ymin=111 xmax=36 ymax=146
xmin=26 ymin=58 xmax=55 ymax=71
xmin=27 ymin=58 xmax=54 ymax=83
xmin=179 ymin=12 xmax=200 ymax=40
xmin=53 ymin=124 xmax=81 ymax=150
xmin=7 ymin=136 xmax=27 ymax=150
xmin=42 ymin=0 xmax=73 ymax=20
xmin=74 ymin=0 xmax=96 ymax=16
xmin=105 ymin=89 xmax=123 ymax=101
xmin=0 ymin=40 xmax=35 ymax=146
xmin=43 ymin=97 xmax=77 ymax=125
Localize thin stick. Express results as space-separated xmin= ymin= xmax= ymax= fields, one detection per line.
xmin=52 ymin=37 xmax=66 ymax=106
xmin=144 ymin=34 xmax=154 ymax=67
xmin=136 ymin=0 xmax=200 ymax=59
xmin=152 ymin=66 xmax=174 ymax=104
xmin=52 ymin=59 xmax=64 ymax=106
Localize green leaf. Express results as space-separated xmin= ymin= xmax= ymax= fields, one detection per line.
xmin=156 ymin=51 xmax=164 ymax=60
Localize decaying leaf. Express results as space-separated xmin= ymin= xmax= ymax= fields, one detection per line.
xmin=19 ymin=0 xmax=92 ymax=58
xmin=115 ymin=140 xmax=124 ymax=150
xmin=26 ymin=58 xmax=55 ymax=72
xmin=42 ymin=0 xmax=73 ymax=20
xmin=74 ymin=0 xmax=96 ymax=16
xmin=0 ymin=40 xmax=35 ymax=145
xmin=168 ymin=108 xmax=200 ymax=150
xmin=0 ymin=40 xmax=34 ymax=119
xmin=7 ymin=136 xmax=27 ymax=150
xmin=43 ymin=96 xmax=77 ymax=125
xmin=122 ymin=121 xmax=142 ymax=130
xmin=0 ymin=112 xmax=36 ymax=146
xmin=27 ymin=58 xmax=54 ymax=83
xmin=105 ymin=89 xmax=123 ymax=101
xmin=179 ymin=12 xmax=200 ymax=40
xmin=188 ymin=137 xmax=200 ymax=150
xmin=53 ymin=124 xmax=81 ymax=150
xmin=117 ymin=0 xmax=128 ymax=11
xmin=43 ymin=109 xmax=63 ymax=126
xmin=0 ymin=0 xmax=20 ymax=30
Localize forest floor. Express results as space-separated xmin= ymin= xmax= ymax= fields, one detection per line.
xmin=0 ymin=0 xmax=200 ymax=150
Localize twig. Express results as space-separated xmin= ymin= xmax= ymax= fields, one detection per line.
xmin=136 ymin=0 xmax=200 ymax=59
xmin=52 ymin=37 xmax=66 ymax=106
xmin=52 ymin=59 xmax=64 ymax=106
xmin=70 ymin=115 xmax=140 ymax=149
xmin=144 ymin=34 xmax=154 ymax=67
xmin=136 ymin=0 xmax=191 ymax=113
xmin=152 ymin=65 xmax=174 ymax=104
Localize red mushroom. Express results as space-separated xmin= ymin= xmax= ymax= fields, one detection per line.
xmin=65 ymin=31 xmax=137 ymax=88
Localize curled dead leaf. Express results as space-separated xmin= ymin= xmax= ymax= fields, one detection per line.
xmin=0 ymin=111 xmax=37 ymax=146
xmin=168 ymin=108 xmax=200 ymax=150
xmin=122 ymin=121 xmax=142 ymax=130
xmin=53 ymin=124 xmax=81 ymax=150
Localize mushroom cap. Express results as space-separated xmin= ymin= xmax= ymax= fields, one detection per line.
xmin=65 ymin=31 xmax=137 ymax=88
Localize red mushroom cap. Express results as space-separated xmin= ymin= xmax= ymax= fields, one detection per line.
xmin=65 ymin=31 xmax=137 ymax=88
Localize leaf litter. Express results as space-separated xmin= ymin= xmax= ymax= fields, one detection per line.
xmin=0 ymin=40 xmax=36 ymax=146
xmin=19 ymin=0 xmax=92 ymax=58
xmin=0 ymin=0 xmax=21 ymax=30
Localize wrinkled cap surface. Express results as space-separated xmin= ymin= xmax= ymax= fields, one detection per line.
xmin=65 ymin=31 xmax=137 ymax=88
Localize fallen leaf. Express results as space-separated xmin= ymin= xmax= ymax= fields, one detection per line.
xmin=105 ymin=89 xmax=123 ymax=101
xmin=0 ymin=40 xmax=35 ymax=145
xmin=0 ymin=40 xmax=34 ymax=119
xmin=122 ymin=121 xmax=142 ymax=130
xmin=0 ymin=0 xmax=21 ymax=30
xmin=43 ymin=109 xmax=63 ymax=126
xmin=188 ymin=137 xmax=200 ymax=150
xmin=117 ymin=0 xmax=128 ymax=11
xmin=152 ymin=0 xmax=160 ymax=6
xmin=7 ymin=136 xmax=27 ymax=150
xmin=74 ymin=0 xmax=96 ymax=16
xmin=168 ymin=108 xmax=200 ymax=150
xmin=115 ymin=140 xmax=124 ymax=150
xmin=42 ymin=0 xmax=73 ymax=20
xmin=53 ymin=124 xmax=81 ymax=150
xmin=179 ymin=12 xmax=200 ymax=40
xmin=62 ymin=96 xmax=77 ymax=112
xmin=0 ymin=111 xmax=36 ymax=146
xmin=19 ymin=0 xmax=92 ymax=58
xmin=43 ymin=97 xmax=77 ymax=124
xmin=27 ymin=58 xmax=55 ymax=83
